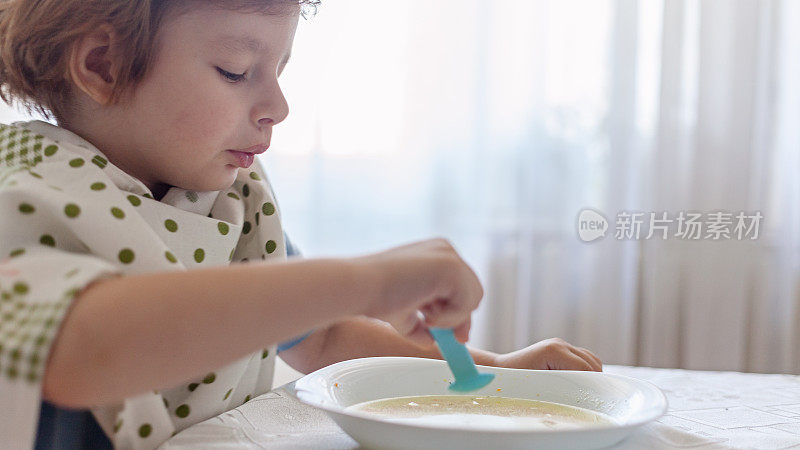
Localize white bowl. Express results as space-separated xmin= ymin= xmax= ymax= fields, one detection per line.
xmin=291 ymin=357 xmax=667 ymax=450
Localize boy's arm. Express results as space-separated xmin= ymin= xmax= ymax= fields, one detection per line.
xmin=278 ymin=316 xmax=498 ymax=375
xmin=279 ymin=317 xmax=603 ymax=375
xmin=45 ymin=237 xmax=488 ymax=408
xmin=44 ymin=258 xmax=370 ymax=408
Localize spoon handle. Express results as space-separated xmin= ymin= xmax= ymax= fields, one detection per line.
xmin=429 ymin=328 xmax=480 ymax=377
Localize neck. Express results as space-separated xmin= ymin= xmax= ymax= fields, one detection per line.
xmin=58 ymin=114 xmax=164 ymax=199
xmin=151 ymin=183 xmax=171 ymax=201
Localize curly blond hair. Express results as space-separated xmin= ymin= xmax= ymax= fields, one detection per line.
xmin=0 ymin=0 xmax=319 ymax=122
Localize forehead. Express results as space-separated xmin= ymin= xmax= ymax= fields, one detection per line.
xmin=157 ymin=5 xmax=299 ymax=58
xmin=215 ymin=34 xmax=266 ymax=53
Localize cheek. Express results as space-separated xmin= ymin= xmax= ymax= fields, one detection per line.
xmin=128 ymin=64 xmax=245 ymax=161
xmin=161 ymin=86 xmax=240 ymax=152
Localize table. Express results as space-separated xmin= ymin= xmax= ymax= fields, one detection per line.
xmin=161 ymin=365 xmax=800 ymax=449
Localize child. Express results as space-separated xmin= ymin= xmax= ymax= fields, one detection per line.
xmin=0 ymin=0 xmax=602 ymax=448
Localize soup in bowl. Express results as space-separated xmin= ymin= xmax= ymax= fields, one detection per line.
xmin=291 ymin=357 xmax=667 ymax=450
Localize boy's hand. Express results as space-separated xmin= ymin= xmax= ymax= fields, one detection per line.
xmin=352 ymin=238 xmax=483 ymax=346
xmin=494 ymin=338 xmax=603 ymax=371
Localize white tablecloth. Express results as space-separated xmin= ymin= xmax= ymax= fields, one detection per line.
xmin=161 ymin=365 xmax=800 ymax=449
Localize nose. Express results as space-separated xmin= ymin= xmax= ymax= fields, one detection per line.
xmin=252 ymin=80 xmax=290 ymax=129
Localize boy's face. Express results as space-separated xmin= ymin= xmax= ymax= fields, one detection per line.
xmin=111 ymin=5 xmax=298 ymax=194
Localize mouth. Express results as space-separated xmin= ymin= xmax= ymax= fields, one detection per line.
xmin=225 ymin=144 xmax=268 ymax=169
xmin=229 ymin=144 xmax=269 ymax=154
xmin=226 ymin=150 xmax=256 ymax=168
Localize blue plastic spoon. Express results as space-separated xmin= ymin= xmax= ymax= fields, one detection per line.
xmin=429 ymin=327 xmax=495 ymax=392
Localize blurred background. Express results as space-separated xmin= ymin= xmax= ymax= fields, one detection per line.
xmin=2 ymin=0 xmax=798 ymax=375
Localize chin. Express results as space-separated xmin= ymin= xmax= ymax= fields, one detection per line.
xmin=205 ymin=178 xmax=237 ymax=193
xmin=177 ymin=173 xmax=237 ymax=193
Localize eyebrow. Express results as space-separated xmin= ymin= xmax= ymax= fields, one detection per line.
xmin=216 ymin=34 xmax=264 ymax=53
xmin=214 ymin=34 xmax=291 ymax=65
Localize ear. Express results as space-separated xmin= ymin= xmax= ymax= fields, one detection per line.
xmin=68 ymin=24 xmax=121 ymax=106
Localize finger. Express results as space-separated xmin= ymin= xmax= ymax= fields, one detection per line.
xmin=428 ymin=262 xmax=483 ymax=327
xmin=422 ymin=298 xmax=471 ymax=329
xmin=407 ymin=324 xmax=434 ymax=346
xmin=452 ymin=315 xmax=471 ymax=343
xmin=576 ymin=346 xmax=603 ymax=371
xmin=446 ymin=251 xmax=485 ymax=311
xmin=421 ymin=298 xmax=446 ymax=320
xmin=465 ymin=266 xmax=485 ymax=308
xmin=391 ymin=310 xmax=421 ymax=336
xmin=552 ymin=349 xmax=594 ymax=371
xmin=455 ymin=266 xmax=484 ymax=312
xmin=569 ymin=347 xmax=601 ymax=371
xmin=403 ymin=311 xmax=434 ymax=346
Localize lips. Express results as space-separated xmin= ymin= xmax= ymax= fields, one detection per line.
xmin=227 ymin=150 xmax=255 ymax=168
xmin=230 ymin=144 xmax=269 ymax=154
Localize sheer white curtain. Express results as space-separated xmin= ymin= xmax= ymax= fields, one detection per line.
xmin=268 ymin=0 xmax=799 ymax=373
xmin=2 ymin=0 xmax=797 ymax=374
xmin=637 ymin=0 xmax=800 ymax=373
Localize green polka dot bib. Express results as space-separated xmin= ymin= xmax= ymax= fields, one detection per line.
xmin=0 ymin=121 xmax=283 ymax=449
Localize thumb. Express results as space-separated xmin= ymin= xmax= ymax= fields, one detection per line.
xmin=397 ymin=311 xmax=434 ymax=346
xmin=452 ymin=315 xmax=471 ymax=344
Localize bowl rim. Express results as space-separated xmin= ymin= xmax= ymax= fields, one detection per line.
xmin=290 ymin=356 xmax=668 ymax=435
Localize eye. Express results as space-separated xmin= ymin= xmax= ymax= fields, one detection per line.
xmin=216 ymin=67 xmax=247 ymax=83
